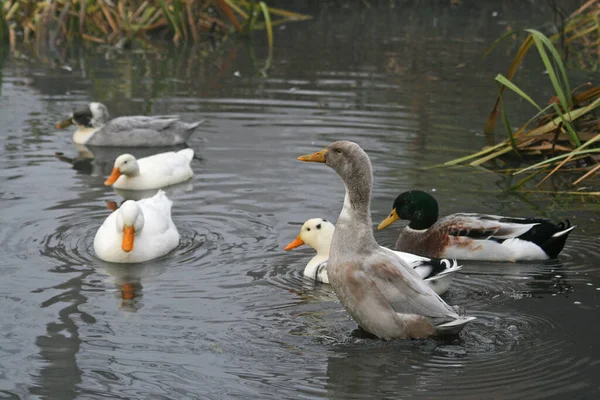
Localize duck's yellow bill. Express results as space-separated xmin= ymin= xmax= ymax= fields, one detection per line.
xmin=298 ymin=148 xmax=327 ymax=163
xmin=56 ymin=117 xmax=73 ymax=129
xmin=122 ymin=226 xmax=135 ymax=252
xmin=104 ymin=168 xmax=121 ymax=186
xmin=284 ymin=236 xmax=305 ymax=250
xmin=377 ymin=208 xmax=400 ymax=230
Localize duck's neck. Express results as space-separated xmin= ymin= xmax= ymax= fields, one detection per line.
xmin=333 ymin=167 xmax=379 ymax=253
xmin=73 ymin=127 xmax=100 ymax=144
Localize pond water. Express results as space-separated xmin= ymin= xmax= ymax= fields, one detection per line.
xmin=1 ymin=2 xmax=600 ymax=399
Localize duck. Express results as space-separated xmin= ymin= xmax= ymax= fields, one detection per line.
xmin=104 ymin=148 xmax=194 ymax=190
xmin=377 ymin=190 xmax=576 ymax=261
xmin=297 ymin=141 xmax=475 ymax=340
xmin=56 ymin=102 xmax=203 ymax=146
xmin=285 ymin=218 xmax=460 ymax=295
xmin=94 ymin=190 xmax=180 ymax=263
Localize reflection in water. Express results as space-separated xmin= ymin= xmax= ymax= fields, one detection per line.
xmin=30 ymin=269 xmax=94 ymax=400
xmin=99 ymin=262 xmax=167 ymax=312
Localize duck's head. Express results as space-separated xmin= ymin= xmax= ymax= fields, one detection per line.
xmin=378 ymin=190 xmax=439 ymax=230
xmin=298 ymin=141 xmax=371 ymax=180
xmin=298 ymin=141 xmax=373 ymax=213
xmin=104 ymin=154 xmax=140 ymax=185
xmin=284 ymin=218 xmax=335 ymax=255
xmin=56 ymin=102 xmax=110 ymax=130
xmin=115 ymin=201 xmax=145 ymax=253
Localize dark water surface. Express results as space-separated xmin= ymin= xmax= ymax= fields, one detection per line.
xmin=1 ymin=2 xmax=600 ymax=399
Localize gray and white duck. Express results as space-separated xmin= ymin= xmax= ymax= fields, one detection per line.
xmin=56 ymin=102 xmax=203 ymax=147
xmin=297 ymin=141 xmax=475 ymax=340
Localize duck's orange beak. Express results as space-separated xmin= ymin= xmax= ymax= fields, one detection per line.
xmin=122 ymin=226 xmax=135 ymax=252
xmin=284 ymin=236 xmax=305 ymax=250
xmin=298 ymin=148 xmax=327 ymax=163
xmin=104 ymin=168 xmax=121 ymax=186
xmin=56 ymin=117 xmax=73 ymax=129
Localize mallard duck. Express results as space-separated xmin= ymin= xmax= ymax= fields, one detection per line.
xmin=104 ymin=149 xmax=194 ymax=190
xmin=56 ymin=102 xmax=203 ymax=146
xmin=298 ymin=141 xmax=475 ymax=340
xmin=285 ymin=218 xmax=460 ymax=295
xmin=94 ymin=190 xmax=180 ymax=263
xmin=377 ymin=190 xmax=576 ymax=261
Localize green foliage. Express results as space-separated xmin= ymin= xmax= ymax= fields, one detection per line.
xmin=2 ymin=0 xmax=310 ymax=47
xmin=444 ymin=29 xmax=600 ymax=191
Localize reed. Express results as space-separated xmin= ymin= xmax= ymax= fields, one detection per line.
xmin=0 ymin=0 xmax=310 ymax=47
xmin=443 ymin=28 xmax=600 ymax=193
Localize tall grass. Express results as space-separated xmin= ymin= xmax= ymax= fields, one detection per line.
xmin=0 ymin=0 xmax=310 ymax=47
xmin=444 ymin=28 xmax=600 ymax=192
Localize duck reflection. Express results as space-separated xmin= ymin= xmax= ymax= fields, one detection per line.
xmin=98 ymin=261 xmax=167 ymax=312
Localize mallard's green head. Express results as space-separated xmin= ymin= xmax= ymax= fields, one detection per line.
xmin=377 ymin=190 xmax=439 ymax=230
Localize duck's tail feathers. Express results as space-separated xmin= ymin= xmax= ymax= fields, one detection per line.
xmin=512 ymin=218 xmax=576 ymax=258
xmin=436 ymin=316 xmax=476 ymax=336
xmin=177 ymin=148 xmax=195 ymax=162
xmin=147 ymin=190 xmax=173 ymax=213
xmin=541 ymin=221 xmax=576 ymax=258
xmin=187 ymin=120 xmax=205 ymax=130
xmin=178 ymin=120 xmax=205 ymax=142
xmin=420 ymin=258 xmax=461 ymax=279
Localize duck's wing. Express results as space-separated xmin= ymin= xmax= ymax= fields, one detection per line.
xmin=365 ymin=250 xmax=460 ymax=322
xmin=436 ymin=213 xmax=539 ymax=240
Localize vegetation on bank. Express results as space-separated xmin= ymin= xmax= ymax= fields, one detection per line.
xmin=442 ymin=7 xmax=600 ymax=194
xmin=0 ymin=0 xmax=310 ymax=47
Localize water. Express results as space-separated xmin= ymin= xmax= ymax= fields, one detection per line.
xmin=1 ymin=2 xmax=600 ymax=399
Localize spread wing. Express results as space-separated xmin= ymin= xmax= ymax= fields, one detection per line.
xmin=437 ymin=213 xmax=538 ymax=240
xmin=365 ymin=249 xmax=459 ymax=322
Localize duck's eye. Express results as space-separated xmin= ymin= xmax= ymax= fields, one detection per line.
xmin=306 ymin=228 xmax=311 ymax=231
xmin=316 ymin=224 xmax=321 ymax=229
xmin=336 ymin=149 xmax=342 ymax=154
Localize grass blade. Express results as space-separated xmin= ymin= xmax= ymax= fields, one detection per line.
xmin=573 ymin=164 xmax=600 ymax=185
xmin=495 ymin=73 xmax=542 ymax=111
xmin=484 ymin=35 xmax=534 ymax=134
xmin=551 ymin=103 xmax=582 ymax=147
xmin=526 ymin=29 xmax=572 ymax=104
xmin=530 ymin=35 xmax=569 ymax=112
xmin=258 ymin=1 xmax=273 ymax=48
xmin=514 ymin=148 xmax=600 ymax=175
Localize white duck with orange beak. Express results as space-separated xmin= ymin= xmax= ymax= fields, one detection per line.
xmin=104 ymin=148 xmax=194 ymax=190
xmin=94 ymin=190 xmax=180 ymax=263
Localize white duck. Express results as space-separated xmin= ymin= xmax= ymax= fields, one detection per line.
xmin=285 ymin=218 xmax=460 ymax=295
xmin=104 ymin=149 xmax=194 ymax=190
xmin=56 ymin=102 xmax=203 ymax=146
xmin=94 ymin=190 xmax=180 ymax=263
xmin=298 ymin=141 xmax=475 ymax=340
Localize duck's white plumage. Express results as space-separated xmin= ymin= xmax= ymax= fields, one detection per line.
xmin=105 ymin=149 xmax=194 ymax=190
xmin=285 ymin=218 xmax=460 ymax=295
xmin=94 ymin=190 xmax=180 ymax=263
